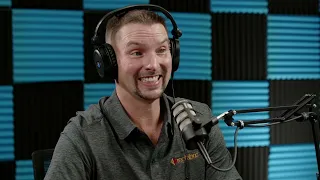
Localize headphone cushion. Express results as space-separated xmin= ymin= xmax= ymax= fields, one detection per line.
xmin=103 ymin=43 xmax=118 ymax=80
xmin=93 ymin=43 xmax=118 ymax=79
xmin=170 ymin=38 xmax=180 ymax=72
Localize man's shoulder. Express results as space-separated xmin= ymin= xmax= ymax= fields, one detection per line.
xmin=65 ymin=98 xmax=105 ymax=132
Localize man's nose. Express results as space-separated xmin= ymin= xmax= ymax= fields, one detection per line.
xmin=144 ymin=53 xmax=159 ymax=70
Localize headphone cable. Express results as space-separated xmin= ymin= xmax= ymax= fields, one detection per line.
xmin=171 ymin=73 xmax=190 ymax=180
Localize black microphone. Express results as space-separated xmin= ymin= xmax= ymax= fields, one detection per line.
xmin=172 ymin=99 xmax=239 ymax=172
xmin=172 ymin=99 xmax=212 ymax=150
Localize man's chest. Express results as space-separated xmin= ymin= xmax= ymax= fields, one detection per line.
xmin=87 ymin=131 xmax=206 ymax=180
xmin=93 ymin=147 xmax=206 ymax=180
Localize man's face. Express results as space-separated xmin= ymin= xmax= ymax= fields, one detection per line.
xmin=114 ymin=23 xmax=172 ymax=102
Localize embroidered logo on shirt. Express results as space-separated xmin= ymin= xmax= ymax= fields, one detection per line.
xmin=170 ymin=152 xmax=199 ymax=165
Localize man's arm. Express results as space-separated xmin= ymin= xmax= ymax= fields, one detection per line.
xmin=203 ymin=105 xmax=242 ymax=179
xmin=44 ymin=120 xmax=93 ymax=180
xmin=205 ymin=124 xmax=242 ymax=180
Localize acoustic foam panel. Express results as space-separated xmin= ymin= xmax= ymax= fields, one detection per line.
xmin=164 ymin=80 xmax=211 ymax=107
xmin=269 ymin=80 xmax=320 ymax=145
xmin=267 ymin=15 xmax=320 ymax=80
xmin=229 ymin=146 xmax=269 ymax=180
xmin=12 ymin=9 xmax=84 ymax=83
xmin=83 ymin=0 xmax=149 ymax=10
xmin=84 ymin=83 xmax=115 ymax=110
xmin=14 ymin=81 xmax=83 ymax=160
xmin=211 ymin=13 xmax=267 ymax=80
xmin=212 ymin=81 xmax=270 ymax=147
xmin=0 ymin=161 xmax=15 ymax=180
xmin=268 ymin=0 xmax=319 ymax=15
xmin=0 ymin=8 xmax=12 ymax=85
xmin=268 ymin=143 xmax=318 ymax=179
xmin=165 ymin=12 xmax=212 ymax=80
xmin=15 ymin=160 xmax=33 ymax=180
xmin=0 ymin=86 xmax=14 ymax=161
xmin=0 ymin=0 xmax=11 ymax=6
xmin=210 ymin=0 xmax=268 ymax=14
xmin=150 ymin=0 xmax=210 ymax=13
xmin=12 ymin=0 xmax=82 ymax=10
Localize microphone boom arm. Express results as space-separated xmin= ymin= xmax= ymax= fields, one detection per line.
xmin=199 ymin=94 xmax=319 ymax=179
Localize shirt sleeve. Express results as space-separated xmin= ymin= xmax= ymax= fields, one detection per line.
xmin=44 ymin=119 xmax=93 ymax=180
xmin=204 ymin=106 xmax=242 ymax=180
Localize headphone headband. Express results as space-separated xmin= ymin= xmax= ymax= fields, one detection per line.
xmin=91 ymin=4 xmax=182 ymax=46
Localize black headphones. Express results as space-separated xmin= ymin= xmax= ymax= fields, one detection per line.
xmin=91 ymin=4 xmax=182 ymax=80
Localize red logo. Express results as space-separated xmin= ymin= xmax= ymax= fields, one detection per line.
xmin=170 ymin=152 xmax=199 ymax=166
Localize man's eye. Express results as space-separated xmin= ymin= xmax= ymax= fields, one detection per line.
xmin=157 ymin=48 xmax=167 ymax=54
xmin=131 ymin=51 xmax=142 ymax=56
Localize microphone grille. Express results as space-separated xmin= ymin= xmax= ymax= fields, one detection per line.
xmin=172 ymin=100 xmax=196 ymax=131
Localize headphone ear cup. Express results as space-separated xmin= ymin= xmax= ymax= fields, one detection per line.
xmin=93 ymin=43 xmax=118 ymax=80
xmin=170 ymin=38 xmax=180 ymax=72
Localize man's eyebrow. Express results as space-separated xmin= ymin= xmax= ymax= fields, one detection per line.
xmin=125 ymin=38 xmax=170 ymax=48
xmin=126 ymin=41 xmax=143 ymax=48
xmin=160 ymin=38 xmax=170 ymax=45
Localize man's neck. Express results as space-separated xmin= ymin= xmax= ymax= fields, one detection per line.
xmin=116 ymin=88 xmax=163 ymax=145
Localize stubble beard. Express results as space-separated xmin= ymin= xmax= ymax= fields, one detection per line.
xmin=134 ymin=81 xmax=167 ymax=101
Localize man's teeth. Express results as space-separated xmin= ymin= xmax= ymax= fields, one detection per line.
xmin=141 ymin=76 xmax=159 ymax=82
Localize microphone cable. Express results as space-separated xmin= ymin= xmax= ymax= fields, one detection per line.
xmin=203 ymin=114 xmax=308 ymax=171
xmin=170 ymin=73 xmax=190 ymax=180
xmin=171 ymin=74 xmax=176 ymax=102
xmin=198 ymin=127 xmax=240 ymax=172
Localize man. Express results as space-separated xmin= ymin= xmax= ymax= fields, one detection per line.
xmin=44 ymin=6 xmax=242 ymax=180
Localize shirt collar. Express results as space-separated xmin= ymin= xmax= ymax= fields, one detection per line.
xmin=103 ymin=91 xmax=173 ymax=140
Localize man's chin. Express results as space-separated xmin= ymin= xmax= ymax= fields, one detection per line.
xmin=136 ymin=90 xmax=164 ymax=102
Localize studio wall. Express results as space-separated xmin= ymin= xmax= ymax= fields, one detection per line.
xmin=0 ymin=0 xmax=319 ymax=179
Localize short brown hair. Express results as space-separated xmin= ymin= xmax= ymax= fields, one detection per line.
xmin=105 ymin=10 xmax=167 ymax=44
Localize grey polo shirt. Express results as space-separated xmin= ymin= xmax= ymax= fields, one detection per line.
xmin=44 ymin=91 xmax=242 ymax=180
